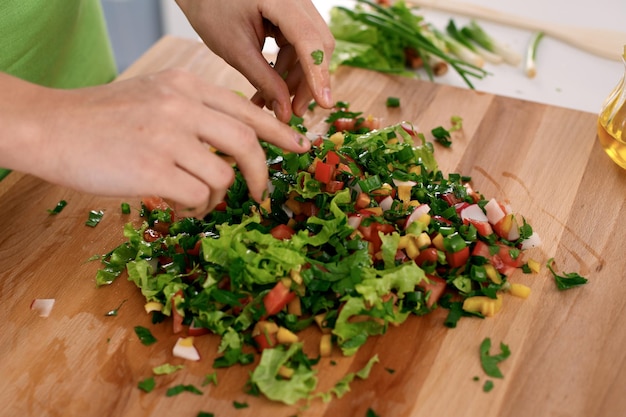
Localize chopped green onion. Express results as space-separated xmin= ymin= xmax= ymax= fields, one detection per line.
xmin=85 ymin=210 xmax=104 ymax=227
xmin=386 ymin=96 xmax=401 ymax=107
xmin=47 ymin=200 xmax=67 ymax=215
xmin=525 ymin=31 xmax=544 ymax=78
xmin=461 ymin=20 xmax=521 ymax=66
xmin=121 ymin=202 xmax=131 ymax=214
xmin=166 ymin=384 xmax=203 ymax=397
xmin=137 ymin=377 xmax=156 ymax=393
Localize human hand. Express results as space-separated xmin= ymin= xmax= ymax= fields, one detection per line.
xmin=0 ymin=70 xmax=310 ymax=217
xmin=176 ymin=0 xmax=335 ymax=123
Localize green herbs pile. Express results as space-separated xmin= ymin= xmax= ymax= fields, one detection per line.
xmin=329 ymin=0 xmax=523 ymax=88
xmin=96 ymin=104 xmax=541 ymax=405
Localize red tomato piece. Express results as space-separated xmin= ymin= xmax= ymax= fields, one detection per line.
xmin=314 ymin=161 xmax=334 ymax=184
xmin=415 ymin=247 xmax=439 ymax=267
xmin=263 ymin=281 xmax=296 ymax=317
xmin=325 ymin=180 xmax=345 ymax=193
xmin=418 ymin=274 xmax=447 ymax=308
xmin=333 ymin=118 xmax=357 ymax=132
xmin=270 ymin=224 xmax=296 ymax=240
xmin=142 ymin=196 xmax=176 ymax=222
xmin=325 ymin=150 xmax=341 ymax=166
xmin=253 ymin=332 xmax=278 ymax=351
xmin=446 ymin=246 xmax=470 ymax=269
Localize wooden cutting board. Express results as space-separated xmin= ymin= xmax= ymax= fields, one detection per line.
xmin=1 ymin=36 xmax=625 ymax=417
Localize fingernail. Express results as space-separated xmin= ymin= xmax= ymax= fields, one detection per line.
xmin=294 ymin=132 xmax=309 ymax=150
xmin=322 ymin=87 xmax=332 ymax=108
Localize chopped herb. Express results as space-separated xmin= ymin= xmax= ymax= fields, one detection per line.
xmin=134 ymin=326 xmax=157 ymax=346
xmin=473 ymin=376 xmax=480 ymax=381
xmin=85 ymin=209 xmax=104 ymax=227
xmin=121 ymin=202 xmax=131 ymax=214
xmin=47 ymin=200 xmax=67 ymax=215
xmin=386 ymin=96 xmax=400 ymax=107
xmin=483 ymin=380 xmax=494 ymax=392
xmin=308 ymin=101 xmax=318 ymax=111
xmin=546 ymin=258 xmax=588 ymax=290
xmin=311 ymin=49 xmax=324 ymax=65
xmin=166 ymin=384 xmax=203 ymax=397
xmin=366 ymin=408 xmax=381 ymax=417
xmin=202 ymin=372 xmax=218 ymax=386
xmin=233 ymin=401 xmax=249 ymax=409
xmin=431 ymin=126 xmax=452 ymax=147
xmin=138 ymin=377 xmax=156 ymax=393
xmin=197 ymin=413 xmax=215 ymax=417
xmin=153 ymin=363 xmax=185 ymax=375
xmin=479 ymin=338 xmax=510 ymax=378
xmin=104 ymin=299 xmax=127 ymax=316
xmin=450 ymin=115 xmax=463 ymax=132
xmin=385 ymin=367 xmax=396 ymax=374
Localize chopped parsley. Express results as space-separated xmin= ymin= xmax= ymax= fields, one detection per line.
xmin=166 ymin=384 xmax=203 ymax=397
xmin=483 ymin=380 xmax=494 ymax=392
xmin=311 ymin=49 xmax=324 ymax=65
xmin=386 ymin=96 xmax=400 ymax=107
xmin=546 ymin=258 xmax=588 ymax=290
xmin=233 ymin=401 xmax=249 ymax=409
xmin=134 ymin=326 xmax=157 ymax=346
xmin=104 ymin=299 xmax=127 ymax=316
xmin=431 ymin=126 xmax=452 ymax=148
xmin=202 ymin=371 xmax=218 ymax=386
xmin=138 ymin=377 xmax=156 ymax=393
xmin=121 ymin=202 xmax=131 ymax=214
xmin=479 ymin=338 xmax=510 ymax=379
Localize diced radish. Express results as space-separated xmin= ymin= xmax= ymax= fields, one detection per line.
xmin=347 ymin=214 xmax=363 ymax=229
xmin=521 ymin=232 xmax=542 ymax=250
xmin=400 ymin=122 xmax=418 ymax=138
xmin=379 ymin=195 xmax=394 ymax=211
xmin=30 ymin=298 xmax=55 ymax=317
xmin=484 ymin=198 xmax=506 ymax=225
xmin=188 ymin=319 xmax=210 ymax=337
xmin=173 ymin=337 xmax=201 ymax=361
xmin=460 ymin=204 xmax=488 ymax=223
xmin=404 ymin=204 xmax=431 ymax=229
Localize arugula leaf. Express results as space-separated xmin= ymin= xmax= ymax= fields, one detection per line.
xmin=546 ymin=258 xmax=588 ymax=290
xmin=479 ymin=337 xmax=510 ymax=378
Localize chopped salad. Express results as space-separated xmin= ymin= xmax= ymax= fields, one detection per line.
xmin=96 ymin=103 xmax=540 ymax=405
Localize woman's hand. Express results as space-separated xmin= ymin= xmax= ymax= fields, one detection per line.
xmin=176 ymin=0 xmax=335 ymax=123
xmin=0 ymin=70 xmax=310 ymax=218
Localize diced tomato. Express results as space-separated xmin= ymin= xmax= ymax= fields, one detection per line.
xmin=358 ymin=222 xmax=395 ymax=254
xmin=270 ymin=224 xmax=296 ymax=240
xmin=214 ymin=201 xmax=227 ymax=211
xmin=496 ymin=245 xmax=524 ymax=268
xmin=415 ymin=247 xmax=439 ymax=266
xmin=333 ymin=118 xmax=357 ymax=132
xmin=418 ymin=274 xmax=447 ymax=308
xmin=314 ymin=161 xmax=334 ymax=184
xmin=440 ymin=192 xmax=461 ymax=207
xmin=325 ymin=150 xmax=341 ymax=165
xmin=263 ymin=281 xmax=296 ymax=317
xmin=299 ymin=201 xmax=319 ymax=217
xmin=472 ymin=240 xmax=492 ymax=258
xmin=312 ymin=137 xmax=324 ymax=147
xmin=143 ymin=228 xmax=162 ymax=243
xmin=325 ymin=180 xmax=345 ymax=193
xmin=446 ymin=246 xmax=470 ymax=269
xmin=186 ymin=239 xmax=202 ymax=256
xmin=253 ymin=332 xmax=278 ymax=351
xmin=466 ymin=219 xmax=494 ymax=237
xmin=142 ymin=196 xmax=176 ymax=222
xmin=188 ymin=318 xmax=209 ymax=337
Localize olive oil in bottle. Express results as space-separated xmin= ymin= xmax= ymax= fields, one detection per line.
xmin=597 ymin=45 xmax=626 ymax=169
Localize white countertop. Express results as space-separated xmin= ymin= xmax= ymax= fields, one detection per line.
xmin=161 ymin=0 xmax=626 ymax=114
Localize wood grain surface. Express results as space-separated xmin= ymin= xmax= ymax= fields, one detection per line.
xmin=1 ymin=36 xmax=625 ymax=417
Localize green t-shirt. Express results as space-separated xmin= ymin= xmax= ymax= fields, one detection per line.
xmin=0 ymin=0 xmax=118 ymax=180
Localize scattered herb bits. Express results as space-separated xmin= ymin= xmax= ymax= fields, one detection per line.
xmin=546 ymin=258 xmax=588 ymax=290
xmin=47 ymin=199 xmax=67 ymax=215
xmin=137 ymin=377 xmax=156 ymax=393
xmin=134 ymin=325 xmax=157 ymax=346
xmin=85 ymin=209 xmax=104 ymax=227
xmin=386 ymin=96 xmax=400 ymax=107
xmin=479 ymin=337 xmax=510 ymax=379
xmin=121 ymin=202 xmax=131 ymax=214
xmin=311 ymin=49 xmax=324 ymax=65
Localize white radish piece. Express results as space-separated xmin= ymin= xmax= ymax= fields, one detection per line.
xmin=30 ymin=298 xmax=55 ymax=317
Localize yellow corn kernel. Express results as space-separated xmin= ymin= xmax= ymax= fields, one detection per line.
xmin=415 ymin=232 xmax=431 ymax=249
xmin=432 ymin=233 xmax=445 ymax=251
xmin=287 ymin=296 xmax=302 ymax=316
xmin=320 ymin=334 xmax=332 ymax=357
xmin=278 ymin=366 xmax=294 ymax=379
xmin=409 ymin=166 xmax=422 ymax=175
xmin=329 ymin=132 xmax=345 ymax=148
xmin=405 ymin=239 xmax=420 ymax=259
xmin=280 ymin=277 xmax=292 ymax=289
xmin=527 ymin=258 xmax=541 ymax=274
xmin=178 ymin=336 xmax=195 ymax=347
xmin=484 ymin=264 xmax=502 ymax=284
xmin=290 ymin=268 xmax=303 ymax=285
xmin=397 ymin=185 xmax=412 ymax=203
xmin=144 ymin=301 xmax=163 ymax=314
xmin=387 ymin=138 xmax=399 ymax=145
xmin=314 ymin=313 xmax=331 ymax=334
xmin=462 ymin=295 xmax=503 ymax=317
xmin=509 ymin=283 xmax=531 ymax=299
xmin=398 ymin=235 xmax=412 ymax=250
xmin=372 ymin=183 xmax=393 ymax=197
xmin=252 ymin=320 xmax=279 ymax=337
xmin=417 ymin=213 xmax=431 ymax=226
xmin=260 ymin=197 xmax=271 ymax=214
xmin=276 ymin=327 xmax=299 ymax=344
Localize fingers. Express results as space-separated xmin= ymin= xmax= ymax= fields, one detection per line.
xmin=259 ymin=0 xmax=335 ymax=108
